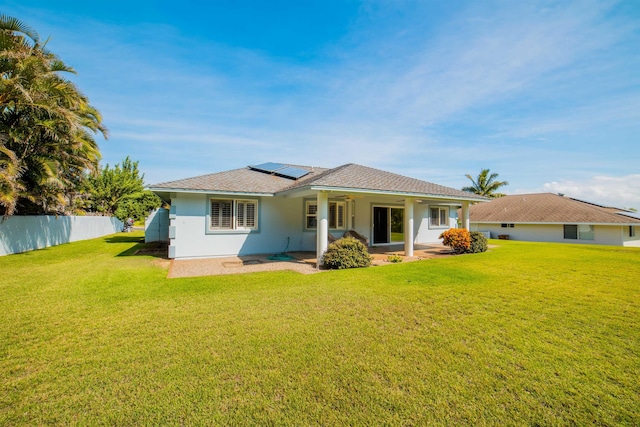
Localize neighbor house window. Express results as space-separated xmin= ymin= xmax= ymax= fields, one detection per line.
xmin=430 ymin=207 xmax=449 ymax=227
xmin=306 ymin=201 xmax=346 ymax=230
xmin=564 ymin=224 xmax=594 ymax=240
xmin=631 ymin=226 xmax=636 ymax=238
xmin=210 ymin=199 xmax=258 ymax=231
xmin=501 ymin=223 xmax=515 ymax=228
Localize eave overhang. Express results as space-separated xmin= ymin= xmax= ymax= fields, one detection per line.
xmin=277 ymin=185 xmax=488 ymax=203
xmin=147 ymin=187 xmax=275 ymax=198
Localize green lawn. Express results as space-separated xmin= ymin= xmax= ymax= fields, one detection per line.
xmin=1 ymin=232 xmax=639 ymax=425
xmin=390 ymin=231 xmax=404 ymax=242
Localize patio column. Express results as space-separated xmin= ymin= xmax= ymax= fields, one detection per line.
xmin=316 ymin=191 xmax=329 ymax=267
xmin=404 ymin=198 xmax=414 ymax=257
xmin=462 ymin=201 xmax=470 ymax=231
xmin=347 ymin=199 xmax=354 ymax=230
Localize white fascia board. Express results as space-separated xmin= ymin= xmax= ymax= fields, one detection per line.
xmin=147 ymin=187 xmax=274 ymax=197
xmin=426 ymin=202 xmax=465 ymax=207
xmin=279 ymin=185 xmax=486 ymax=203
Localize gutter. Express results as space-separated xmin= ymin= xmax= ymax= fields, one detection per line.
xmin=147 ymin=187 xmax=275 ymax=197
xmin=277 ymin=185 xmax=488 ymax=203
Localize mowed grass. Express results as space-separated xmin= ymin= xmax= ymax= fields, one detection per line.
xmin=1 ymin=233 xmax=639 ymax=426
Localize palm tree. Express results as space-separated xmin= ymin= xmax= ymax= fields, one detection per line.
xmin=462 ymin=169 xmax=509 ymax=198
xmin=0 ymin=14 xmax=106 ymax=217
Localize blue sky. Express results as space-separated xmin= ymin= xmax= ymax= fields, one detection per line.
xmin=4 ymin=0 xmax=640 ymax=208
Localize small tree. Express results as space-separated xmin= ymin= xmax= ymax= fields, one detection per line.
xmin=114 ymin=191 xmax=162 ymax=222
xmin=86 ymin=156 xmax=161 ymax=220
xmin=439 ymin=228 xmax=471 ymax=254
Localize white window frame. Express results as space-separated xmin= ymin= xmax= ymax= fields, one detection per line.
xmin=305 ymin=200 xmax=347 ymax=230
xmin=305 ymin=201 xmax=317 ymax=229
xmin=429 ymin=206 xmax=449 ymax=228
xmin=209 ymin=198 xmax=258 ymax=231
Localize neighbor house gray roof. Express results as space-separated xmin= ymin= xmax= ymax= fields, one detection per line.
xmin=467 ymin=193 xmax=640 ymax=224
xmin=149 ymin=162 xmax=487 ymax=201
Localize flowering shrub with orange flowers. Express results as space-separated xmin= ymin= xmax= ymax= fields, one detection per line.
xmin=439 ymin=228 xmax=471 ymax=254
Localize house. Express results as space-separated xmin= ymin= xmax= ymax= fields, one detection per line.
xmin=466 ymin=193 xmax=640 ymax=247
xmin=148 ymin=162 xmax=487 ymax=260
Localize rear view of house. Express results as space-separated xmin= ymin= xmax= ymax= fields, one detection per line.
xmin=467 ymin=193 xmax=640 ymax=247
xmin=148 ymin=162 xmax=487 ymax=260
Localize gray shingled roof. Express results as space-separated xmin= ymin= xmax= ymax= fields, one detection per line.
xmin=468 ymin=193 xmax=640 ymax=224
xmin=149 ymin=162 xmax=487 ymax=201
xmin=149 ymin=165 xmax=328 ymax=194
xmin=281 ymin=163 xmax=487 ymax=200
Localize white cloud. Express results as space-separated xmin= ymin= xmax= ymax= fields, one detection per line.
xmin=537 ymin=175 xmax=640 ymax=209
xmin=326 ymin=0 xmax=630 ymax=127
xmin=8 ymin=1 xmax=639 ymax=195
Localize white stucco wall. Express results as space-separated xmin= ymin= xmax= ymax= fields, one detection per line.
xmin=145 ymin=208 xmax=170 ymax=243
xmin=0 ymin=215 xmax=123 ymax=256
xmin=622 ymin=225 xmax=640 ymax=247
xmin=334 ymin=196 xmax=457 ymax=246
xmin=415 ymin=202 xmax=458 ymax=244
xmin=169 ymin=193 xmax=307 ymax=259
xmin=168 ymin=192 xmax=466 ymax=258
xmin=470 ymin=222 xmax=635 ymax=246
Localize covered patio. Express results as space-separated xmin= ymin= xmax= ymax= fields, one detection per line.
xmin=309 ymin=190 xmax=472 ymax=263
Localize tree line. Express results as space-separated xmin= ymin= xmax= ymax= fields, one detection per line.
xmin=1 ymin=15 xmax=160 ymax=221
xmin=2 ymin=13 xmax=505 ymax=221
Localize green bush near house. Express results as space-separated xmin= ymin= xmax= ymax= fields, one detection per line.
xmin=387 ymin=254 xmax=403 ymax=263
xmin=467 ymin=231 xmax=488 ymax=253
xmin=322 ymin=237 xmax=372 ymax=269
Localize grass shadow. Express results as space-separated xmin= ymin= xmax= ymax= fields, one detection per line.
xmin=116 ymin=241 xmax=169 ymax=258
xmin=104 ymin=234 xmax=168 ymax=258
xmin=104 ymin=235 xmax=145 ymax=244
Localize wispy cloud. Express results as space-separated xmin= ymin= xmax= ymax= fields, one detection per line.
xmin=6 ymin=1 xmax=639 ymax=208
xmin=538 ymin=175 xmax=640 ymax=209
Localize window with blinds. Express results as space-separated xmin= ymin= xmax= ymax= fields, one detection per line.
xmin=210 ymin=199 xmax=257 ymax=230
xmin=430 ymin=207 xmax=449 ymax=227
xmin=306 ymin=201 xmax=346 ymax=230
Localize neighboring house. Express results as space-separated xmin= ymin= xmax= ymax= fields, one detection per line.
xmin=148 ymin=162 xmax=487 ymax=260
xmin=466 ymin=193 xmax=640 ymax=247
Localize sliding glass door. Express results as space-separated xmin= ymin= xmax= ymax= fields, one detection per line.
xmin=372 ymin=206 xmax=404 ymax=244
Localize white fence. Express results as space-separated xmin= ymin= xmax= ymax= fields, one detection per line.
xmin=0 ymin=215 xmax=123 ymax=256
xmin=145 ymin=208 xmax=169 ymax=243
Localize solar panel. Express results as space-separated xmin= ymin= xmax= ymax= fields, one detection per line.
xmin=276 ymin=166 xmax=310 ymax=179
xmin=617 ymin=211 xmax=640 ymax=220
xmin=249 ymin=162 xmax=311 ymax=180
xmin=250 ymin=162 xmax=286 ymax=173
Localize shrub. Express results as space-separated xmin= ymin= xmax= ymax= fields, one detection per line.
xmin=322 ymin=237 xmax=372 ymax=269
xmin=439 ymin=228 xmax=471 ymax=254
xmin=387 ymin=254 xmax=403 ymax=263
xmin=467 ymin=231 xmax=488 ymax=253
